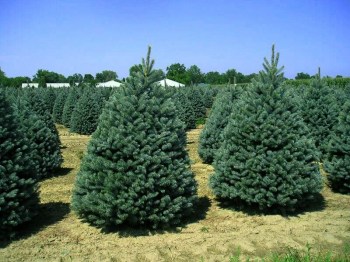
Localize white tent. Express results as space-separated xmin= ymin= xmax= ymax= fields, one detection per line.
xmin=46 ymin=83 xmax=70 ymax=88
xmin=22 ymin=83 xmax=39 ymax=88
xmin=157 ymin=78 xmax=185 ymax=88
xmin=96 ymin=80 xmax=122 ymax=88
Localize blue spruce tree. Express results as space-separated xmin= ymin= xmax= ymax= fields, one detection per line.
xmin=72 ymin=47 xmax=198 ymax=230
xmin=210 ymin=45 xmax=323 ymax=211
xmin=199 ymin=87 xmax=241 ymax=164
xmin=324 ymin=101 xmax=350 ymax=194
xmin=0 ymin=91 xmax=39 ymax=239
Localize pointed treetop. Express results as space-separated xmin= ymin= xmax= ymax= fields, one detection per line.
xmin=254 ymin=44 xmax=285 ymax=88
xmin=130 ymin=46 xmax=163 ymax=87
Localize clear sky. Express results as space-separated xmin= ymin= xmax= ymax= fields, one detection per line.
xmin=0 ymin=0 xmax=349 ymax=79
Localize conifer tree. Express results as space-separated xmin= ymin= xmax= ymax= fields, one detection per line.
xmin=187 ymin=87 xmax=207 ymax=120
xmin=173 ymin=91 xmax=196 ymax=130
xmin=0 ymin=91 xmax=39 ymax=238
xmin=43 ymin=87 xmax=56 ymax=114
xmin=62 ymin=87 xmax=80 ymax=128
xmin=210 ymin=46 xmax=322 ymax=211
xmin=72 ymin=47 xmax=198 ymax=230
xmin=69 ymin=88 xmax=103 ymax=135
xmin=16 ymin=97 xmax=62 ymax=179
xmin=199 ymin=87 xmax=240 ymax=164
xmin=300 ymin=69 xmax=338 ymax=159
xmin=53 ymin=88 xmax=68 ymax=124
xmin=324 ymin=101 xmax=350 ymax=193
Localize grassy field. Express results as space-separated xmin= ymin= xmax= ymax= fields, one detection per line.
xmin=0 ymin=125 xmax=349 ymax=261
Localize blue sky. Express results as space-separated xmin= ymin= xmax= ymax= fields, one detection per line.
xmin=0 ymin=0 xmax=349 ymax=79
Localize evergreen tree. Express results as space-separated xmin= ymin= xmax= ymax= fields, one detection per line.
xmin=210 ymin=46 xmax=322 ymax=211
xmin=324 ymin=101 xmax=350 ymax=193
xmin=16 ymin=97 xmax=62 ymax=179
xmin=199 ymin=87 xmax=240 ymax=164
xmin=187 ymin=87 xmax=207 ymax=120
xmin=69 ymin=88 xmax=103 ymax=135
xmin=72 ymin=47 xmax=198 ymax=230
xmin=300 ymin=69 xmax=338 ymax=159
xmin=173 ymin=91 xmax=196 ymax=130
xmin=43 ymin=87 xmax=56 ymax=114
xmin=0 ymin=91 xmax=39 ymax=238
xmin=53 ymin=88 xmax=68 ymax=124
xmin=62 ymin=87 xmax=80 ymax=128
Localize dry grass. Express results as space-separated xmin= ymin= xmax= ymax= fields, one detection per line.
xmin=1 ymin=125 xmax=349 ymax=261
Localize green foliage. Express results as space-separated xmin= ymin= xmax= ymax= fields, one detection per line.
xmin=173 ymin=90 xmax=196 ymax=130
xmin=16 ymin=97 xmax=62 ymax=179
xmin=300 ymin=71 xmax=339 ymax=159
xmin=42 ymin=88 xmax=57 ymax=114
xmin=199 ymin=87 xmax=240 ymax=164
xmin=166 ymin=63 xmax=188 ymax=85
xmin=295 ymin=72 xmax=312 ymax=80
xmin=69 ymin=88 xmax=104 ymax=135
xmin=210 ymin=45 xmax=322 ymax=211
xmin=95 ymin=70 xmax=118 ymax=82
xmin=62 ymin=88 xmax=80 ymax=128
xmin=72 ymin=47 xmax=198 ymax=230
xmin=53 ymin=88 xmax=68 ymax=124
xmin=0 ymin=90 xmax=39 ymax=239
xmin=324 ymin=101 xmax=350 ymax=194
xmin=186 ymin=87 xmax=207 ymax=120
xmin=33 ymin=69 xmax=66 ymax=87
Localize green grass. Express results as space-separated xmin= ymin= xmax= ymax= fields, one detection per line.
xmin=228 ymin=243 xmax=350 ymax=262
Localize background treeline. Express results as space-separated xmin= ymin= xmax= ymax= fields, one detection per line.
xmin=2 ymin=64 xmax=348 ymax=88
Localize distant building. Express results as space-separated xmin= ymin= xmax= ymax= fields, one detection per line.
xmin=96 ymin=80 xmax=122 ymax=88
xmin=22 ymin=83 xmax=39 ymax=88
xmin=157 ymin=78 xmax=185 ymax=88
xmin=46 ymin=83 xmax=70 ymax=88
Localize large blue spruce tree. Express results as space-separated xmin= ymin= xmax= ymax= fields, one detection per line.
xmin=72 ymin=47 xmax=198 ymax=230
xmin=324 ymin=101 xmax=350 ymax=194
xmin=0 ymin=91 xmax=39 ymax=239
xmin=210 ymin=46 xmax=322 ymax=212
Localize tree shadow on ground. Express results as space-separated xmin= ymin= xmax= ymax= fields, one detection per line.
xmin=0 ymin=202 xmax=70 ymax=248
xmin=40 ymin=167 xmax=73 ymax=181
xmin=217 ymin=193 xmax=326 ymax=218
xmin=106 ymin=196 xmax=211 ymax=238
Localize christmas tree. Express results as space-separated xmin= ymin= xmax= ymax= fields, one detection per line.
xmin=16 ymin=97 xmax=62 ymax=179
xmin=199 ymin=87 xmax=240 ymax=164
xmin=72 ymin=47 xmax=198 ymax=229
xmin=300 ymin=69 xmax=338 ymax=159
xmin=210 ymin=45 xmax=322 ymax=211
xmin=53 ymin=88 xmax=68 ymax=124
xmin=69 ymin=88 xmax=103 ymax=135
xmin=62 ymin=87 xmax=80 ymax=128
xmin=324 ymin=101 xmax=350 ymax=193
xmin=0 ymin=90 xmax=39 ymax=238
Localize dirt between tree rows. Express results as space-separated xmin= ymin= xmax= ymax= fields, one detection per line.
xmin=0 ymin=126 xmax=349 ymax=261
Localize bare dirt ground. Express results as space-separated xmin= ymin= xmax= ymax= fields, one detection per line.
xmin=1 ymin=125 xmax=349 ymax=261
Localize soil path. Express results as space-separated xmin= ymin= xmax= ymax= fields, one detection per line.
xmin=1 ymin=127 xmax=349 ymax=261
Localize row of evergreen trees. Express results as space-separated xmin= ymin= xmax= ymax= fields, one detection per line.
xmin=0 ymin=88 xmax=62 ymax=238
xmin=200 ymin=46 xmax=350 ymax=208
xmin=45 ymin=78 xmax=216 ymax=135
xmin=2 ymin=46 xmax=348 ymax=238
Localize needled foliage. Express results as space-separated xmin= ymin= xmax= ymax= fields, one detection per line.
xmin=0 ymin=91 xmax=39 ymax=239
xmin=198 ymin=87 xmax=241 ymax=164
xmin=62 ymin=88 xmax=80 ymax=128
xmin=72 ymin=47 xmax=198 ymax=230
xmin=187 ymin=87 xmax=207 ymax=120
xmin=173 ymin=90 xmax=196 ymax=130
xmin=70 ymin=88 xmax=104 ymax=135
xmin=300 ymin=70 xmax=338 ymax=160
xmin=16 ymin=97 xmax=62 ymax=179
xmin=324 ymin=101 xmax=350 ymax=194
xmin=210 ymin=45 xmax=322 ymax=212
xmin=53 ymin=88 xmax=68 ymax=124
